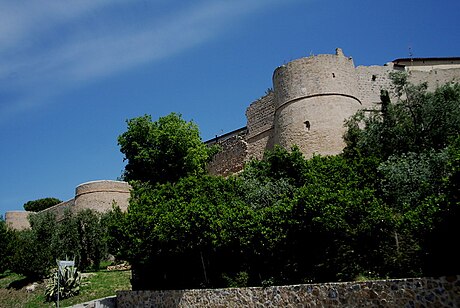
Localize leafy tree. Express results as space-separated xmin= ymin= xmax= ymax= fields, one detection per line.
xmin=343 ymin=76 xmax=460 ymax=278
xmin=242 ymin=145 xmax=307 ymax=187
xmin=23 ymin=197 xmax=62 ymax=212
xmin=378 ymin=150 xmax=450 ymax=211
xmin=344 ymin=75 xmax=460 ymax=160
xmin=10 ymin=212 xmax=57 ymax=278
xmin=53 ymin=209 xmax=109 ymax=272
xmin=53 ymin=210 xmax=81 ymax=263
xmin=420 ymin=136 xmax=460 ymax=276
xmin=9 ymin=209 xmax=111 ymax=278
xmin=104 ymin=205 xmax=129 ymax=262
xmin=118 ymin=113 xmax=216 ymax=184
xmin=0 ymin=216 xmax=14 ymax=274
xmin=74 ymin=209 xmax=108 ymax=271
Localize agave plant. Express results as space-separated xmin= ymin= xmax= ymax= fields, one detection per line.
xmin=45 ymin=261 xmax=81 ymax=302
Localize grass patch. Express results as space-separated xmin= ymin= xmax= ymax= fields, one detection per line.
xmin=0 ymin=270 xmax=131 ymax=307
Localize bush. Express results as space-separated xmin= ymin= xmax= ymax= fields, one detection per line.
xmin=0 ymin=216 xmax=14 ymax=274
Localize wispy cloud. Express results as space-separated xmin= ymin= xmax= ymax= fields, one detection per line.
xmin=0 ymin=0 xmax=289 ymax=122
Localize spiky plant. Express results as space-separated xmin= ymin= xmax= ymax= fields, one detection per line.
xmin=45 ymin=263 xmax=81 ymax=302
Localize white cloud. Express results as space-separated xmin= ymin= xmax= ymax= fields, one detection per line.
xmin=0 ymin=0 xmax=290 ymax=121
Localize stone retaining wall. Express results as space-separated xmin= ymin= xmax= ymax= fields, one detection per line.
xmin=117 ymin=275 xmax=459 ymax=307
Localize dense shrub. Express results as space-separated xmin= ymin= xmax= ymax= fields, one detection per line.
xmin=0 ymin=216 xmax=14 ymax=274
xmin=9 ymin=209 xmax=112 ymax=278
xmin=10 ymin=212 xmax=57 ymax=278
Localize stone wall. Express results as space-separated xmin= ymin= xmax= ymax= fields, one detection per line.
xmin=408 ymin=68 xmax=460 ymax=91
xmin=117 ymin=275 xmax=459 ymax=307
xmin=40 ymin=199 xmax=74 ymax=222
xmin=5 ymin=211 xmax=32 ymax=230
xmin=5 ymin=180 xmax=131 ymax=230
xmin=274 ymin=95 xmax=361 ymax=158
xmin=74 ymin=180 xmax=131 ymax=213
xmin=207 ymin=49 xmax=460 ymax=176
xmin=207 ymin=131 xmax=248 ymax=177
xmin=246 ymin=92 xmax=275 ymax=138
xmin=356 ymin=64 xmax=395 ymax=107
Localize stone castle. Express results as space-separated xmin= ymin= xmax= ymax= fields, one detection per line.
xmin=206 ymin=48 xmax=460 ymax=176
xmin=6 ymin=48 xmax=460 ymax=230
xmin=5 ymin=180 xmax=131 ymax=230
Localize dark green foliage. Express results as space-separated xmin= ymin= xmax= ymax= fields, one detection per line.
xmin=343 ymin=76 xmax=460 ymax=278
xmin=420 ymin=136 xmax=460 ymax=276
xmin=9 ymin=209 xmax=111 ymax=279
xmin=344 ymin=74 xmax=460 ymax=160
xmin=0 ymin=216 xmax=14 ymax=273
xmin=23 ymin=197 xmax=62 ymax=212
xmin=54 ymin=210 xmax=81 ymax=264
xmin=111 ymin=79 xmax=460 ymax=289
xmin=74 ymin=210 xmax=108 ymax=271
xmin=10 ymin=212 xmax=57 ymax=278
xmin=242 ymin=145 xmax=307 ymax=187
xmin=104 ymin=205 xmax=129 ymax=261
xmin=118 ymin=113 xmax=216 ymax=184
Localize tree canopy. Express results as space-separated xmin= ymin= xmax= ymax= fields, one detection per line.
xmin=109 ymin=76 xmax=460 ymax=290
xmin=23 ymin=197 xmax=62 ymax=212
xmin=118 ymin=113 xmax=216 ymax=184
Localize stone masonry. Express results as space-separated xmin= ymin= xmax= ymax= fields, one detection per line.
xmin=117 ymin=275 xmax=460 ymax=307
xmin=5 ymin=180 xmax=131 ymax=230
xmin=206 ymin=48 xmax=460 ymax=176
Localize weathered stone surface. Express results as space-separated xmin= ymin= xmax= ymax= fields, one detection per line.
xmin=117 ymin=275 xmax=460 ymax=307
xmin=209 ymin=48 xmax=460 ymax=176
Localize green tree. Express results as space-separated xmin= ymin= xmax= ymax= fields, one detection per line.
xmin=23 ymin=197 xmax=62 ymax=212
xmin=10 ymin=212 xmax=57 ymax=278
xmin=344 ymin=75 xmax=460 ymax=160
xmin=343 ymin=76 xmax=460 ymax=277
xmin=118 ymin=113 xmax=216 ymax=184
xmin=0 ymin=216 xmax=14 ymax=273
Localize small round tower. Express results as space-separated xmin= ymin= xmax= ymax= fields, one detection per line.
xmin=74 ymin=180 xmax=131 ymax=213
xmin=272 ymin=48 xmax=362 ymax=157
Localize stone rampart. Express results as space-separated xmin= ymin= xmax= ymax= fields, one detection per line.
xmin=246 ymin=92 xmax=275 ymax=138
xmin=272 ymin=48 xmax=362 ymax=157
xmin=273 ymin=48 xmax=359 ymax=108
xmin=245 ymin=93 xmax=276 ymax=161
xmin=207 ymin=132 xmax=248 ymax=177
xmin=5 ymin=180 xmax=131 ymax=230
xmin=356 ymin=64 xmax=395 ymax=107
xmin=408 ymin=68 xmax=460 ymax=91
xmin=117 ymin=275 xmax=459 ymax=307
xmin=5 ymin=211 xmax=32 ymax=230
xmin=75 ymin=180 xmax=131 ymax=213
xmin=207 ymin=49 xmax=460 ymax=175
xmin=39 ymin=199 xmax=75 ymax=222
xmin=274 ymin=95 xmax=361 ymax=158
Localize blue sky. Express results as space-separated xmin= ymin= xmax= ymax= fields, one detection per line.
xmin=1 ymin=0 xmax=459 ymax=215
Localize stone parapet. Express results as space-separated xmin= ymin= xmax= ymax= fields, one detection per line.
xmin=117 ymin=275 xmax=460 ymax=307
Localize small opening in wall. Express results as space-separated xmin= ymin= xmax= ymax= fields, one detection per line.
xmin=332 ymin=73 xmax=335 ymax=78
xmin=304 ymin=120 xmax=310 ymax=131
xmin=372 ymin=75 xmax=377 ymax=81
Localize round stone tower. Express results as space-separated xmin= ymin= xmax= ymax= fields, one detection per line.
xmin=74 ymin=180 xmax=131 ymax=213
xmin=272 ymin=48 xmax=362 ymax=157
